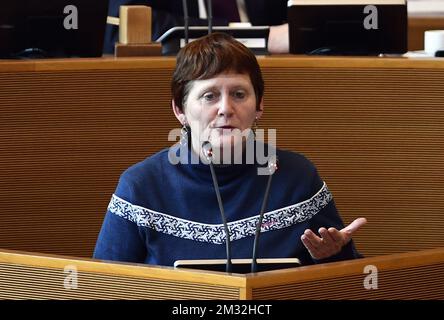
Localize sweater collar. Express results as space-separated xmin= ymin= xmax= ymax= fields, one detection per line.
xmin=171 ymin=139 xmax=264 ymax=184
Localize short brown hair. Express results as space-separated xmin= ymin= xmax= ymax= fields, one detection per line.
xmin=171 ymin=32 xmax=264 ymax=111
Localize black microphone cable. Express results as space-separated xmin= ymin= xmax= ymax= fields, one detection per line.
xmin=182 ymin=0 xmax=189 ymax=44
xmin=202 ymin=141 xmax=232 ymax=272
xmin=251 ymin=155 xmax=278 ymax=273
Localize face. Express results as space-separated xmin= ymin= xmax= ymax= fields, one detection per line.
xmin=173 ymin=73 xmax=263 ymax=159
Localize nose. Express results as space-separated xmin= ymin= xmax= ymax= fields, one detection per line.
xmin=217 ymin=94 xmax=234 ymax=118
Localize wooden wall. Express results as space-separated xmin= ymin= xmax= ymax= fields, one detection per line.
xmin=409 ymin=15 xmax=444 ymax=51
xmin=0 ymin=57 xmax=443 ymax=259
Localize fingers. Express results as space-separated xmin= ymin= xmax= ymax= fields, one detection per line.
xmin=319 ymin=227 xmax=335 ymax=246
xmin=304 ymin=229 xmax=322 ymax=248
xmin=300 ymin=234 xmax=316 ymax=253
xmin=341 ymin=217 xmax=368 ymax=238
xmin=328 ymin=227 xmax=344 ymax=244
xmin=301 ymin=230 xmax=323 ymax=258
xmin=301 ymin=228 xmax=343 ymax=260
xmin=321 ymin=227 xmax=343 ymax=253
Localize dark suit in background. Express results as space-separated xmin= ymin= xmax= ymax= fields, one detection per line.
xmin=104 ymin=0 xmax=288 ymax=53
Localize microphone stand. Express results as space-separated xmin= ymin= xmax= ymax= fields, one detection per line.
xmin=207 ymin=0 xmax=213 ymax=34
xmin=251 ymin=156 xmax=278 ymax=273
xmin=202 ymin=142 xmax=232 ymax=273
xmin=182 ymin=0 xmax=189 ymax=44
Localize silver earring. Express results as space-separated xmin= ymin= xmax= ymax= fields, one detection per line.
xmin=180 ymin=123 xmax=189 ymax=146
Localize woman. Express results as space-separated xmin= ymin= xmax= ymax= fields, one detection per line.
xmin=93 ymin=32 xmax=366 ymax=267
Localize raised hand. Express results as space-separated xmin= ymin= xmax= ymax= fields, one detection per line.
xmin=301 ymin=218 xmax=367 ymax=260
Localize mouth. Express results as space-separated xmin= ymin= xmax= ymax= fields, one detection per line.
xmin=214 ymin=125 xmax=236 ymax=130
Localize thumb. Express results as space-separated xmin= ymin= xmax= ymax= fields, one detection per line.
xmin=341 ymin=217 xmax=367 ymax=240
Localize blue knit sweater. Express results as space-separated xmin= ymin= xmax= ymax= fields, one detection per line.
xmin=93 ymin=143 xmax=360 ymax=266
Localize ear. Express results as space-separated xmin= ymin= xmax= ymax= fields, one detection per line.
xmin=172 ymin=99 xmax=187 ymax=125
xmin=256 ymin=98 xmax=264 ymax=120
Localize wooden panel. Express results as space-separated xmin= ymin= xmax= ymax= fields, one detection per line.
xmin=252 ymin=263 xmax=444 ymax=299
xmin=0 ymin=249 xmax=243 ymax=300
xmin=1 ymin=248 xmax=443 ymax=300
xmin=0 ymin=57 xmax=443 ymax=259
xmin=250 ymin=248 xmax=444 ymax=299
xmin=261 ymin=66 xmax=444 ymax=257
xmin=0 ymin=263 xmax=241 ymax=299
xmin=0 ymin=67 xmax=175 ymax=257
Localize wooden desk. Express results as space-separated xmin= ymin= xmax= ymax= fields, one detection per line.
xmin=1 ymin=248 xmax=443 ymax=299
xmin=0 ymin=56 xmax=444 ymax=259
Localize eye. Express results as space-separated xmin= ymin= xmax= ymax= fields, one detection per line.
xmin=202 ymin=92 xmax=218 ymax=102
xmin=233 ymin=90 xmax=246 ymax=99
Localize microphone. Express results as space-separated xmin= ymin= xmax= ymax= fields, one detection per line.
xmin=202 ymin=141 xmax=232 ymax=272
xmin=251 ymin=155 xmax=279 ymax=273
xmin=182 ymin=0 xmax=189 ymax=44
xmin=207 ymin=0 xmax=213 ymax=34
